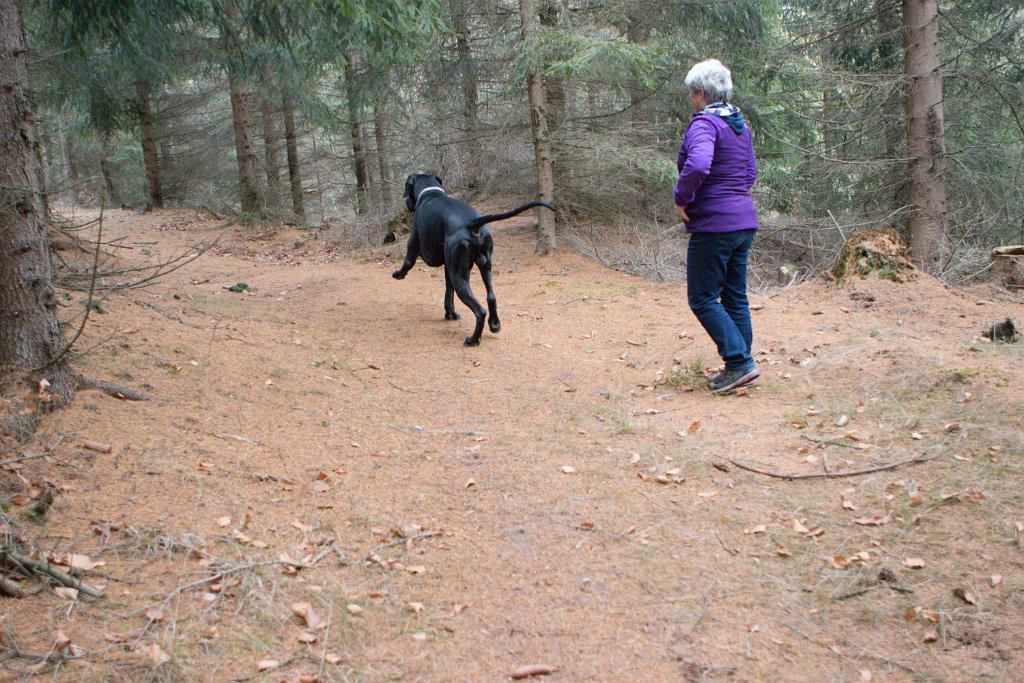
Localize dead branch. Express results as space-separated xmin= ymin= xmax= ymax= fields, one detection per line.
xmin=0 ymin=575 xmax=25 ymax=597
xmin=365 ymin=531 xmax=442 ymax=560
xmin=1 ymin=549 xmax=105 ymax=599
xmin=729 ymin=454 xmax=936 ymax=480
xmin=77 ymin=377 xmax=151 ymax=401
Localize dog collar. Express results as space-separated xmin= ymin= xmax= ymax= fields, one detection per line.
xmin=417 ymin=187 xmax=446 ymax=202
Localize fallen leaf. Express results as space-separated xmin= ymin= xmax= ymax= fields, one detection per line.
xmin=911 ymin=432 xmax=923 ymax=440
xmin=990 ymin=574 xmax=1003 ymax=587
xmin=257 ymin=659 xmax=280 ymax=672
xmin=853 ymin=515 xmax=888 ymax=527
xmin=792 ymin=519 xmax=810 ymax=534
xmin=66 ymin=554 xmax=99 ymax=571
xmin=346 ymin=604 xmax=363 ymax=615
xmin=54 ymin=587 xmax=78 ymax=600
xmin=953 ymin=587 xmax=977 ymax=605
xmin=325 ymin=653 xmax=342 ymax=664
xmin=510 ymin=664 xmax=558 ymax=679
xmin=776 ymin=544 xmax=792 ymax=557
xmin=743 ymin=524 xmax=767 ymax=535
xmin=560 ymin=465 xmax=576 ymax=474
xmin=904 ymin=606 xmax=921 ymax=621
xmin=407 ymin=602 xmax=425 ymax=613
xmin=464 ymin=479 xmax=476 ymax=488
xmin=860 ymin=671 xmax=873 ymax=682
xmin=291 ymin=602 xmax=323 ymax=629
xmin=145 ymin=605 xmax=166 ymax=622
xmin=148 ymin=643 xmax=171 ymax=665
xmin=923 ymin=632 xmax=938 ymax=643
xmin=687 ymin=420 xmax=700 ymax=434
xmin=216 ymin=516 xmax=231 ymax=528
xmin=297 ymin=632 xmax=318 ymax=644
xmin=903 ymin=557 xmax=926 ymax=569
xmin=831 ymin=555 xmax=849 ymax=569
xmin=840 ymin=495 xmax=857 ymax=511
xmin=406 ymin=565 xmax=426 ymax=575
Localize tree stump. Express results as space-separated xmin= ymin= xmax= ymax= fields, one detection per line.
xmin=832 ymin=229 xmax=916 ymax=282
xmin=992 ymin=246 xmax=1024 ymax=288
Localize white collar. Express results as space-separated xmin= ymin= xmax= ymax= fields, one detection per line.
xmin=417 ymin=187 xmax=445 ymax=202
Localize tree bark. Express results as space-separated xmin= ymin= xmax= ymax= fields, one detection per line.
xmin=228 ymin=68 xmax=263 ymax=216
xmin=97 ymin=134 xmax=121 ymax=206
xmin=0 ymin=0 xmax=75 ymax=405
xmin=519 ymin=0 xmax=556 ymax=254
xmin=281 ymin=90 xmax=305 ymax=222
xmin=260 ymin=96 xmax=283 ymax=212
xmin=451 ymin=0 xmax=480 ymax=185
xmin=903 ymin=0 xmax=948 ymax=271
xmin=136 ymin=81 xmax=163 ymax=209
xmin=344 ymin=53 xmax=371 ymax=215
xmin=373 ymin=103 xmax=392 ymax=207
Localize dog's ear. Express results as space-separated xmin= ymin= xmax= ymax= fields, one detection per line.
xmin=434 ymin=175 xmax=443 ymax=187
xmin=404 ymin=175 xmax=416 ymax=213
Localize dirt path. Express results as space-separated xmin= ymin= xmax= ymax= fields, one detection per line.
xmin=4 ymin=208 xmax=1023 ymax=682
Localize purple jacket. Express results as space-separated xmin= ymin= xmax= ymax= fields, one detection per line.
xmin=674 ymin=113 xmax=758 ymax=233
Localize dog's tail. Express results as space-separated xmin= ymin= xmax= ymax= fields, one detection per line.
xmin=465 ymin=201 xmax=557 ymax=232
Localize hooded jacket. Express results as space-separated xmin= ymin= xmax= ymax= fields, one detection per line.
xmin=674 ymin=107 xmax=758 ymax=233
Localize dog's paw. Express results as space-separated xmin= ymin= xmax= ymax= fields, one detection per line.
xmin=445 ymin=311 xmax=461 ymax=321
xmin=391 ymin=270 xmax=406 ymax=280
xmin=463 ymin=337 xmax=480 ymax=347
xmin=489 ymin=319 xmax=501 ymax=333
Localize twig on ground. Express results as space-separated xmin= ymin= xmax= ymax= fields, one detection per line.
xmin=1 ymin=549 xmax=105 ymax=599
xmin=77 ymin=377 xmax=150 ymax=401
xmin=801 ymin=435 xmax=862 ymax=450
xmin=386 ymin=424 xmax=486 ymax=436
xmin=365 ymin=531 xmax=442 ymax=560
xmin=730 ymin=453 xmax=936 ymax=480
xmin=712 ymin=527 xmax=738 ymax=556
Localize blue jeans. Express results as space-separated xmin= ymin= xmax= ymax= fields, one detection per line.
xmin=687 ymin=229 xmax=756 ymax=371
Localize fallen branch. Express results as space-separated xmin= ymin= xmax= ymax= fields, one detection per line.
xmin=1 ymin=549 xmax=105 ymax=599
xmin=729 ymin=454 xmax=936 ymax=480
xmin=77 ymin=377 xmax=150 ymax=401
xmin=365 ymin=531 xmax=442 ymax=560
xmin=0 ymin=575 xmax=25 ymax=597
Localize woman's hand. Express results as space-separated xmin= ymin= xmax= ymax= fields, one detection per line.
xmin=674 ymin=203 xmax=690 ymax=224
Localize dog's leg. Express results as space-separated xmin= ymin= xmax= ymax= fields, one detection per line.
xmin=392 ymin=230 xmax=420 ymax=280
xmin=443 ymin=266 xmax=460 ymax=320
xmin=476 ymin=252 xmax=500 ymax=333
xmin=450 ymin=248 xmax=486 ymax=346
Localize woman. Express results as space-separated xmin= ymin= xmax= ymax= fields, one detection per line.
xmin=674 ymin=58 xmax=759 ymax=393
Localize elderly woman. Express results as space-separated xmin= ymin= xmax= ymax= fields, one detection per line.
xmin=674 ymin=58 xmax=759 ymax=393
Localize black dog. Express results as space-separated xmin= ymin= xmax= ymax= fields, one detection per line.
xmin=393 ymin=173 xmax=556 ymax=346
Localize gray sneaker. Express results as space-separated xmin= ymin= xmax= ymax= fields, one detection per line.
xmin=711 ymin=366 xmax=759 ymax=393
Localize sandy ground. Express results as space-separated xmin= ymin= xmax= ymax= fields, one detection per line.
xmin=2 ymin=206 xmax=1023 ymax=682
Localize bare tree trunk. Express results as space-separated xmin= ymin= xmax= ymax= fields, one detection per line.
xmin=539 ymin=1 xmax=566 ymax=130
xmin=903 ymin=0 xmax=948 ymax=270
xmin=344 ymin=53 xmax=371 ymax=215
xmin=451 ymin=0 xmax=480 ymax=186
xmin=136 ymin=81 xmax=163 ymax=209
xmin=228 ymin=68 xmax=263 ymax=216
xmin=373 ymin=103 xmax=392 ymax=207
xmin=519 ymin=0 xmax=556 ymax=254
xmin=260 ymin=96 xmax=283 ymax=212
xmin=32 ymin=111 xmax=50 ymax=224
xmin=0 ymin=0 xmax=75 ymax=405
xmin=98 ymin=134 xmax=121 ymax=206
xmin=281 ymin=90 xmax=304 ymax=222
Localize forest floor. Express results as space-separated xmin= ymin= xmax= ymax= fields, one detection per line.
xmin=2 ymin=206 xmax=1023 ymax=682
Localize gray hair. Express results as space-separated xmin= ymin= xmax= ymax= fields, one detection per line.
xmin=684 ymin=59 xmax=733 ymax=103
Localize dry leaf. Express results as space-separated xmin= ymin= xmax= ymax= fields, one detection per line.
xmin=776 ymin=544 xmax=792 ymax=557
xmin=990 ymin=574 xmax=1003 ymax=587
xmin=860 ymin=670 xmax=873 ymax=682
xmin=54 ymin=587 xmax=78 ymax=600
xmin=687 ymin=420 xmax=701 ymax=434
xmin=257 ymin=659 xmax=280 ymax=672
xmin=325 ymin=653 xmax=342 ymax=664
xmin=923 ymin=632 xmax=938 ymax=643
xmin=291 ymin=602 xmax=323 ymax=629
xmin=464 ymin=479 xmax=476 ymax=488
xmin=792 ymin=519 xmax=810 ymax=534
xmin=346 ymin=604 xmax=363 ymax=615
xmin=407 ymin=602 xmax=425 ymax=613
xmin=407 ymin=565 xmax=426 ymax=575
xmin=852 ymin=515 xmax=888 ymax=527
xmin=147 ymin=643 xmax=171 ymax=665
xmin=560 ymin=465 xmax=576 ymax=474
xmin=903 ymin=557 xmax=926 ymax=569
xmin=831 ymin=555 xmax=849 ymax=569
xmin=953 ymin=587 xmax=977 ymax=605
xmin=510 ymin=664 xmax=558 ymax=679
xmin=911 ymin=432 xmax=923 ymax=440
xmin=216 ymin=516 xmax=231 ymax=528
xmin=743 ymin=525 xmax=767 ymax=535
xmin=297 ymin=632 xmax=318 ymax=644
xmin=310 ymin=480 xmax=331 ymax=493
xmin=840 ymin=495 xmax=857 ymax=511
xmin=145 ymin=606 xmax=166 ymax=622
xmin=904 ymin=606 xmax=921 ymax=621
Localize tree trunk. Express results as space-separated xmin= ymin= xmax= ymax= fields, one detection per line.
xmin=344 ymin=54 xmax=371 ymax=215
xmin=32 ymin=110 xmax=50 ymax=224
xmin=281 ymin=90 xmax=304 ymax=222
xmin=0 ymin=0 xmax=75 ymax=405
xmin=451 ymin=0 xmax=480 ymax=185
xmin=519 ymin=0 xmax=556 ymax=254
xmin=539 ymin=1 xmax=566 ymax=130
xmin=260 ymin=96 xmax=283 ymax=212
xmin=903 ymin=0 xmax=948 ymax=271
xmin=65 ymin=133 xmax=80 ymax=204
xmin=97 ymin=134 xmax=121 ymax=206
xmin=228 ymin=68 xmax=263 ymax=216
xmin=373 ymin=103 xmax=392 ymax=207
xmin=136 ymin=81 xmax=164 ymax=209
